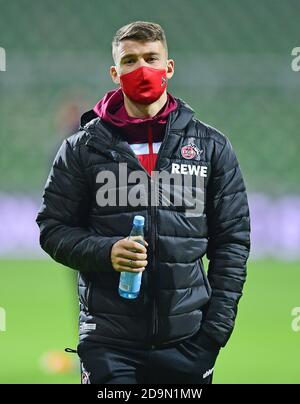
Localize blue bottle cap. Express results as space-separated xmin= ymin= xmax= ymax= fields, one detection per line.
xmin=133 ymin=215 xmax=145 ymax=226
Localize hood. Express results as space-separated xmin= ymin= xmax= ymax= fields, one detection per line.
xmin=79 ymin=91 xmax=195 ymax=138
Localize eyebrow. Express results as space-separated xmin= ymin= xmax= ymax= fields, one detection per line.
xmin=120 ymin=52 xmax=160 ymax=62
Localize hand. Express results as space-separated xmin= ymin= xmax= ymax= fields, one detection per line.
xmin=111 ymin=238 xmax=148 ymax=273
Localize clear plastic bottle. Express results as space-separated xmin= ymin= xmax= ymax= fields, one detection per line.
xmin=118 ymin=215 xmax=145 ymax=299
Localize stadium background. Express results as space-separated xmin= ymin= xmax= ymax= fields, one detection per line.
xmin=0 ymin=0 xmax=299 ymax=383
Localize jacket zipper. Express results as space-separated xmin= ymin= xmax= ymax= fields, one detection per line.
xmin=150 ymin=197 xmax=158 ymax=342
xmin=147 ymin=126 xmax=158 ymax=343
xmin=149 ymin=117 xmax=173 ymax=344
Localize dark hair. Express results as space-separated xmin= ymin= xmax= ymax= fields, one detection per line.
xmin=112 ymin=21 xmax=168 ymax=62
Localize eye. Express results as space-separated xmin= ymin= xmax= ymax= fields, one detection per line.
xmin=147 ymin=57 xmax=158 ymax=63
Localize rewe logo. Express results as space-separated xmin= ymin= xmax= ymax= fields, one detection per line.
xmin=171 ymin=163 xmax=208 ymax=177
xmin=0 ymin=47 xmax=6 ymax=72
xmin=0 ymin=307 xmax=6 ymax=332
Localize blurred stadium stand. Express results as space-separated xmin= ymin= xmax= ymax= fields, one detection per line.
xmin=0 ymin=0 xmax=299 ymax=258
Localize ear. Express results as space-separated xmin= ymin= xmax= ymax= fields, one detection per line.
xmin=166 ymin=59 xmax=175 ymax=80
xmin=110 ymin=66 xmax=120 ymax=85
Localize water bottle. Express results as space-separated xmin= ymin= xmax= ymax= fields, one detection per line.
xmin=118 ymin=215 xmax=145 ymax=299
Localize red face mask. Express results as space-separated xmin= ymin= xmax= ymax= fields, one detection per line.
xmin=120 ymin=66 xmax=167 ymax=104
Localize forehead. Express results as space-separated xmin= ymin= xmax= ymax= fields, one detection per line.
xmin=116 ymin=39 xmax=166 ymax=60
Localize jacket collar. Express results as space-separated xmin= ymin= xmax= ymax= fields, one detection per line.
xmin=80 ymin=97 xmax=194 ymax=135
xmin=81 ymin=97 xmax=195 ymax=173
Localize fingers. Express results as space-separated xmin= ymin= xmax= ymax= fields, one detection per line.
xmin=114 ymin=261 xmax=146 ymax=273
xmin=117 ymin=257 xmax=148 ymax=269
xmin=124 ymin=239 xmax=147 ymax=254
xmin=111 ymin=238 xmax=150 ymax=273
xmin=117 ymin=239 xmax=148 ymax=260
xmin=118 ymin=251 xmax=147 ymax=261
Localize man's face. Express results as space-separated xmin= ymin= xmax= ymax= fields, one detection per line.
xmin=110 ymin=39 xmax=174 ymax=84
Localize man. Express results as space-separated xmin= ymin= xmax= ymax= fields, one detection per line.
xmin=36 ymin=21 xmax=251 ymax=384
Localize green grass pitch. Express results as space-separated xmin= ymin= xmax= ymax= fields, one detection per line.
xmin=0 ymin=259 xmax=299 ymax=384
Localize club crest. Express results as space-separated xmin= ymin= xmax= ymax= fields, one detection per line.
xmin=181 ymin=140 xmax=203 ymax=161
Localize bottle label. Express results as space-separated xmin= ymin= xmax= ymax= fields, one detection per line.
xmin=119 ymin=271 xmax=142 ymax=293
xmin=119 ymin=281 xmax=130 ymax=292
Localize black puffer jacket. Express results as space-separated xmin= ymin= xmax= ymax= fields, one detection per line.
xmin=36 ymin=98 xmax=250 ymax=350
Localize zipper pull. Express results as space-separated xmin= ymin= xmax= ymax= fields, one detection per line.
xmin=64 ymin=347 xmax=77 ymax=354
